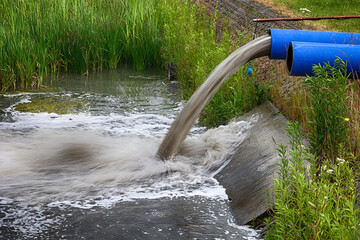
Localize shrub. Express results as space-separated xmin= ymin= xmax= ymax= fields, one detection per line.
xmin=266 ymin=122 xmax=358 ymax=240
xmin=304 ymin=59 xmax=350 ymax=164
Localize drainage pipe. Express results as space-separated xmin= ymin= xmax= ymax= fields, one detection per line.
xmin=286 ymin=41 xmax=360 ymax=77
xmin=269 ymin=29 xmax=360 ymax=59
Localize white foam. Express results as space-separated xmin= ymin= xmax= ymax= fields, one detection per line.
xmin=0 ymin=115 xmax=253 ymax=206
xmin=0 ymin=85 xmax=260 ymax=239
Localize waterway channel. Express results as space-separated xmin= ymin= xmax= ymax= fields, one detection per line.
xmin=0 ymin=67 xmax=260 ymax=239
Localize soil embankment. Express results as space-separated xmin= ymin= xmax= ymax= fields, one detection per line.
xmin=197 ymin=0 xmax=305 ymax=36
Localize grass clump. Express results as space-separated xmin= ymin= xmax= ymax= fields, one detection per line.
xmin=0 ymin=0 xmax=162 ymax=91
xmin=304 ymin=59 xmax=350 ymax=164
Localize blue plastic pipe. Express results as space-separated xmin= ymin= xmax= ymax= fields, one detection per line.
xmin=269 ymin=29 xmax=360 ymax=59
xmin=286 ymin=41 xmax=360 ymax=76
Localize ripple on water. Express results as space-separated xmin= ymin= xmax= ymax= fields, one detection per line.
xmin=0 ymin=68 xmax=261 ymax=239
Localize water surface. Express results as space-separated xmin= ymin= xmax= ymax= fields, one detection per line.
xmin=0 ymin=67 xmax=260 ymax=239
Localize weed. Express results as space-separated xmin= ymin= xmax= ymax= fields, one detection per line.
xmin=266 ymin=122 xmax=359 ymax=240
xmin=304 ymin=59 xmax=350 ymax=164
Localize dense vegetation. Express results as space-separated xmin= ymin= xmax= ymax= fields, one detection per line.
xmin=254 ymin=1 xmax=360 ymax=239
xmin=0 ymin=0 xmax=163 ymax=90
xmin=158 ymin=2 xmax=263 ymax=127
xmin=265 ymin=63 xmax=359 ymax=239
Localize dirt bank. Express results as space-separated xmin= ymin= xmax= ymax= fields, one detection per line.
xmin=197 ymin=0 xmax=305 ymax=37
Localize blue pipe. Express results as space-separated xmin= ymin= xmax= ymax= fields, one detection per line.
xmin=286 ymin=41 xmax=360 ymax=76
xmin=269 ymin=29 xmax=360 ymax=59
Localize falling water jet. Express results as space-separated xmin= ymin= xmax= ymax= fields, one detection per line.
xmin=157 ymin=29 xmax=360 ymax=160
xmin=157 ymin=35 xmax=272 ymax=160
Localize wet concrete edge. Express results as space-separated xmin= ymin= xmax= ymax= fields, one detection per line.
xmin=215 ymin=101 xmax=290 ymax=225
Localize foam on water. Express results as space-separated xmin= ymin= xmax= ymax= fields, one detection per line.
xmin=0 ymin=69 xmax=261 ymax=239
xmin=0 ymin=105 xmax=255 ymax=204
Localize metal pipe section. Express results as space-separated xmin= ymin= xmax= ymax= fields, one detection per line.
xmin=286 ymin=41 xmax=360 ymax=76
xmin=269 ymin=29 xmax=360 ymax=59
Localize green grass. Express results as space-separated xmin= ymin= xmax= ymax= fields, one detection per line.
xmin=265 ymin=122 xmax=358 ymax=240
xmin=0 ymin=0 xmax=162 ymax=90
xmin=158 ymin=1 xmax=262 ymax=127
xmin=265 ymin=62 xmax=359 ymax=240
xmin=274 ymin=0 xmax=360 ymax=32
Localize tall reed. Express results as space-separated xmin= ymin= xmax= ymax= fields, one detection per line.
xmin=0 ymin=0 xmax=162 ymax=90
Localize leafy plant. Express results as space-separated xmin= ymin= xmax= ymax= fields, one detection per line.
xmin=304 ymin=59 xmax=350 ymax=164
xmin=266 ymin=122 xmax=359 ymax=240
xmin=158 ymin=1 xmax=264 ymax=127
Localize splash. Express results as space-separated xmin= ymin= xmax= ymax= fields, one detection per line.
xmin=0 ymin=117 xmax=255 ymax=204
xmin=157 ymin=35 xmax=271 ymax=159
xmin=0 ymin=68 xmax=262 ymax=239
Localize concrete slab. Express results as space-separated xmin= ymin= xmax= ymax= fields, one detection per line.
xmin=215 ymin=101 xmax=290 ymax=225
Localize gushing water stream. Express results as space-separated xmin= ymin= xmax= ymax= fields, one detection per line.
xmin=157 ymin=35 xmax=272 ymax=159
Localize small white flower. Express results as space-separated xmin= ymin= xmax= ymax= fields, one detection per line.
xmin=300 ymin=8 xmax=311 ymax=13
xmin=326 ymin=169 xmax=334 ymax=174
xmin=322 ymin=165 xmax=327 ymax=171
xmin=336 ymin=158 xmax=346 ymax=164
xmin=324 ymin=196 xmax=328 ymax=200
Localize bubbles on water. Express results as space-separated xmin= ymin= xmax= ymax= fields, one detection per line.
xmin=0 ymin=70 xmax=262 ymax=239
xmin=0 ymin=114 xmax=255 ymax=205
xmin=0 ymin=200 xmax=65 ymax=239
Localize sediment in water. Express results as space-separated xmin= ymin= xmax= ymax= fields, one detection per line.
xmin=157 ymin=35 xmax=272 ymax=160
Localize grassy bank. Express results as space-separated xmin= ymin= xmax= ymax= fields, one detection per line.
xmin=159 ymin=2 xmax=263 ymax=127
xmin=264 ymin=62 xmax=359 ymax=239
xmin=273 ymin=0 xmax=360 ymax=32
xmin=245 ymin=0 xmax=360 ymax=238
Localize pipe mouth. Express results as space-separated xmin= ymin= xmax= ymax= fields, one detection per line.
xmin=286 ymin=42 xmax=294 ymax=74
xmin=268 ymin=29 xmax=274 ymax=58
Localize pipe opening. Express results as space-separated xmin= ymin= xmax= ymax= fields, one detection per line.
xmin=286 ymin=42 xmax=294 ymax=74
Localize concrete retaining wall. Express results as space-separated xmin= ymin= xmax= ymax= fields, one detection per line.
xmin=215 ymin=101 xmax=290 ymax=225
